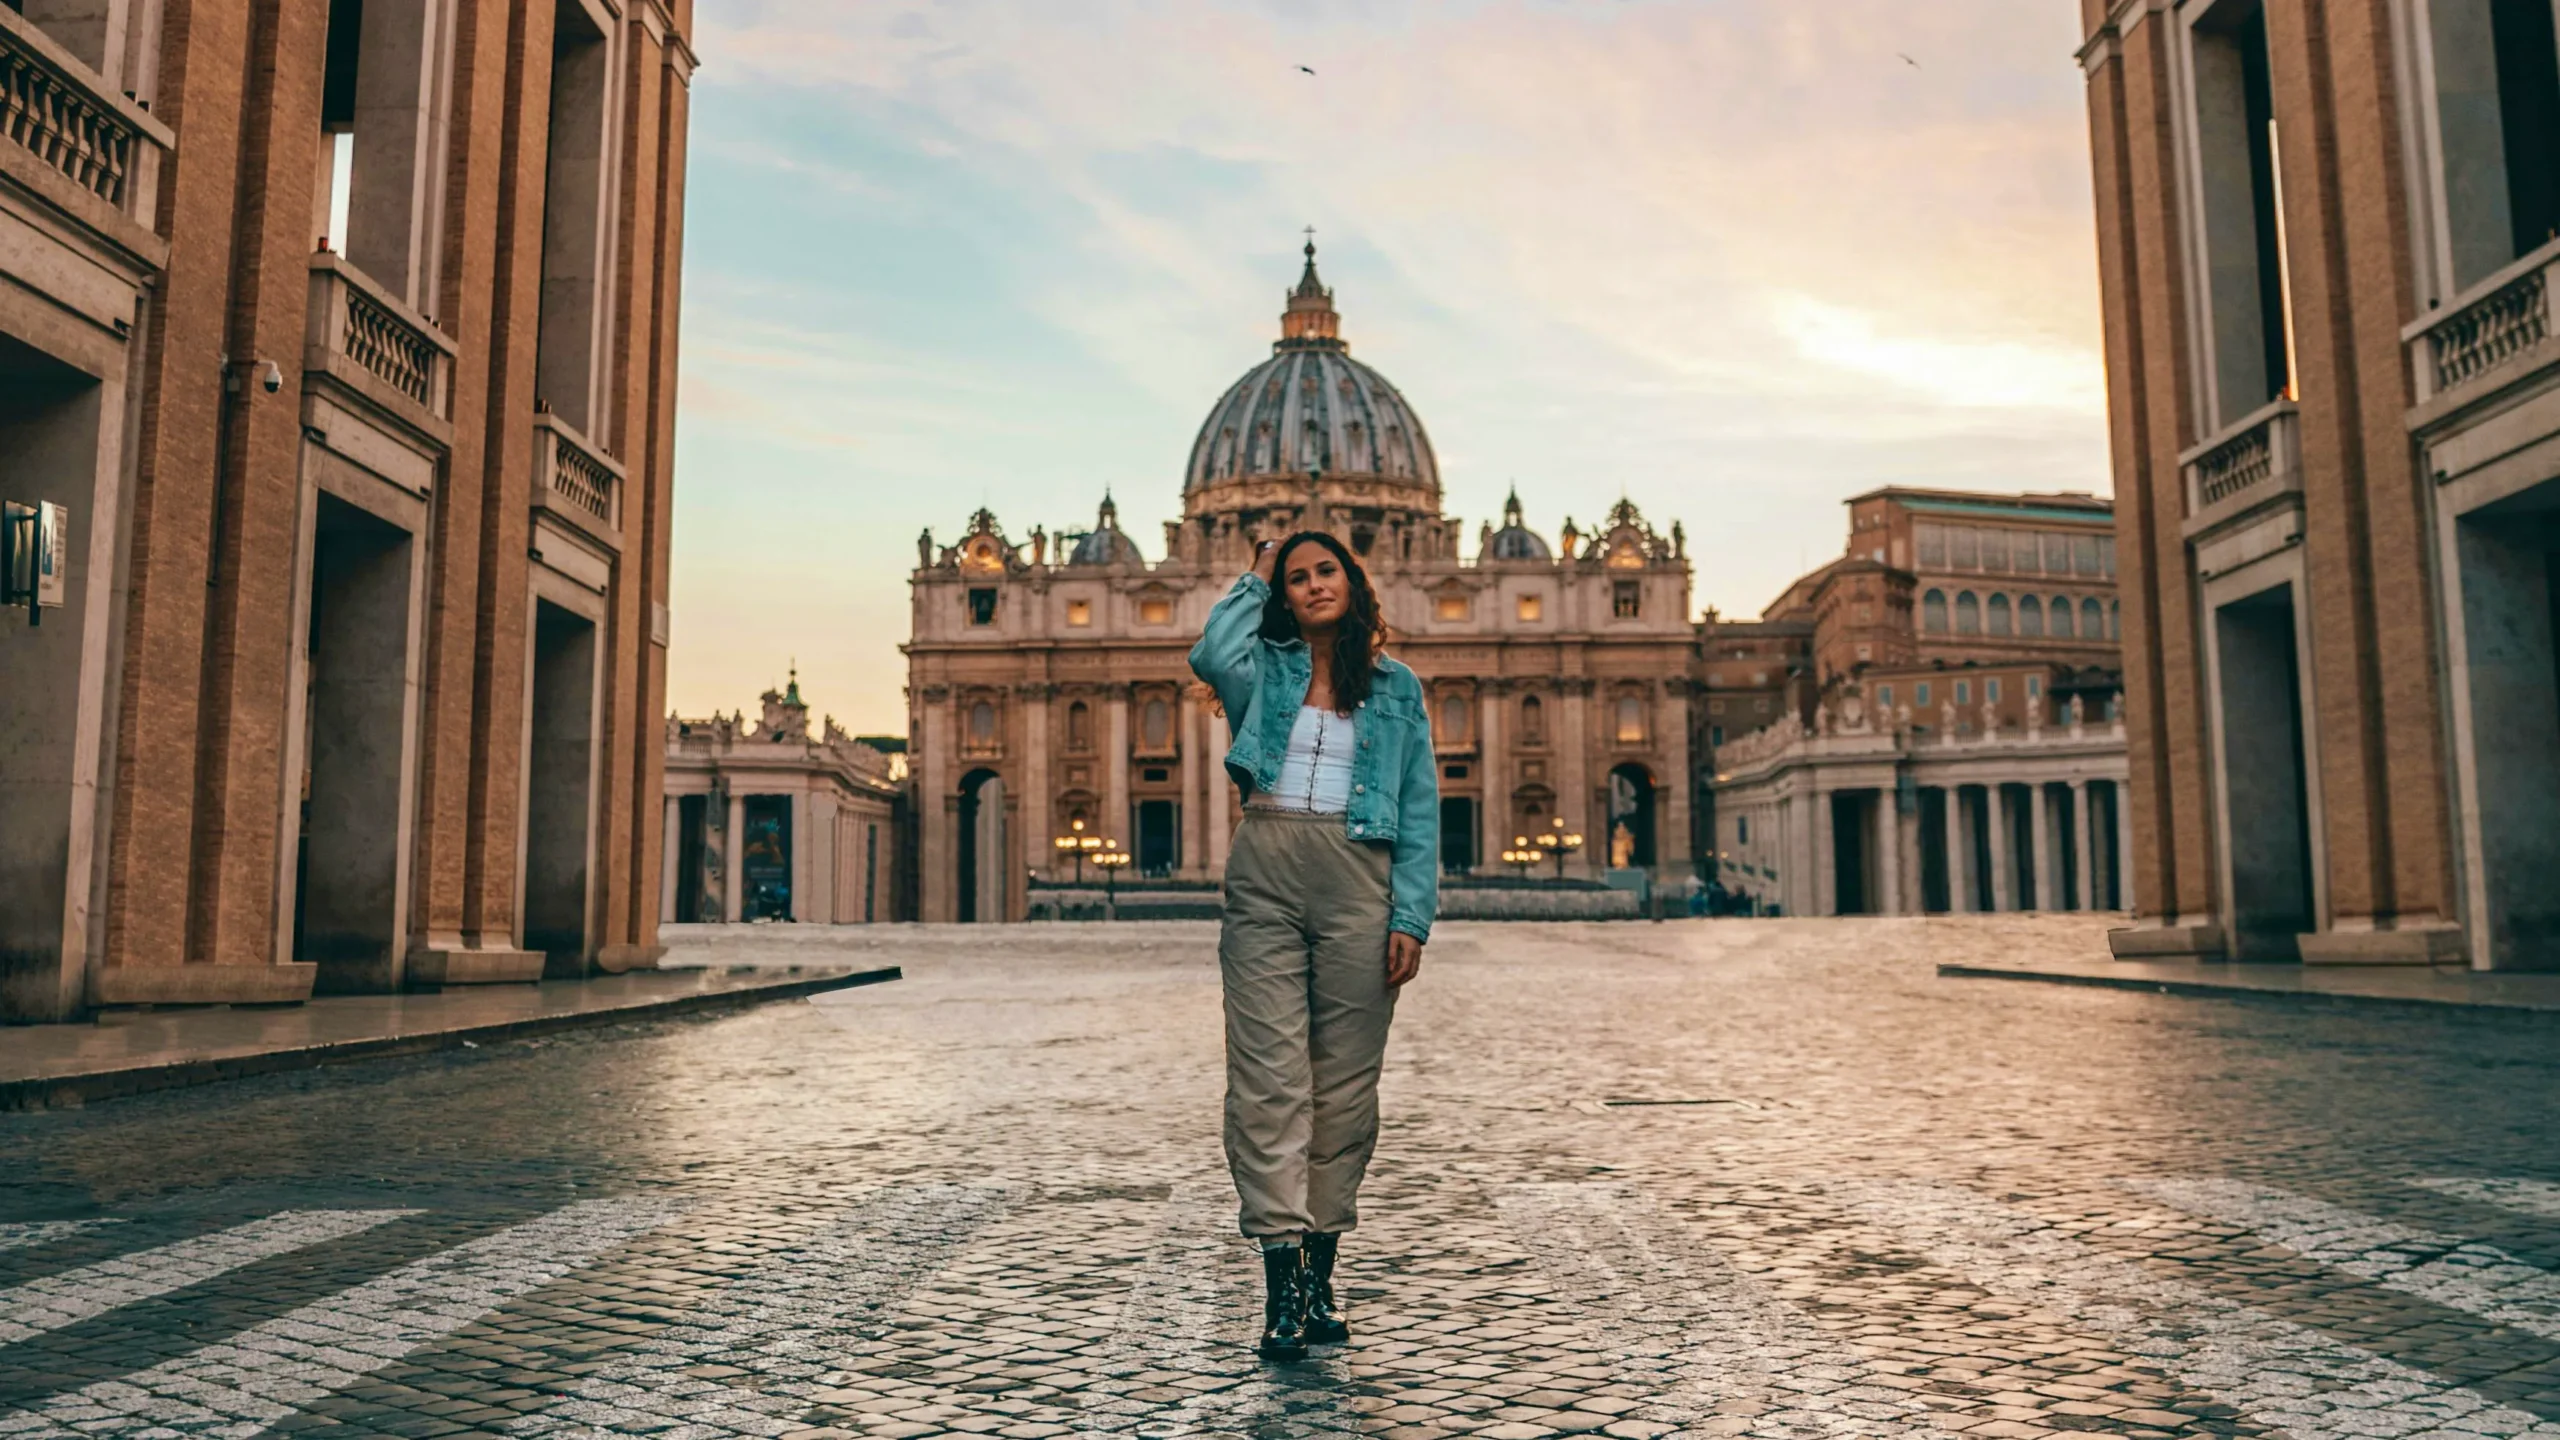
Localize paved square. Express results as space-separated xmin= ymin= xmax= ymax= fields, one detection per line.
xmin=8 ymin=916 xmax=2560 ymax=1439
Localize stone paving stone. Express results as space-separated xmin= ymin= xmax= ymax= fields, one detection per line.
xmin=11 ymin=917 xmax=2560 ymax=1437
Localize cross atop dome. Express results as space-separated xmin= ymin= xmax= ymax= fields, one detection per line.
xmin=1280 ymin=230 xmax=1343 ymax=349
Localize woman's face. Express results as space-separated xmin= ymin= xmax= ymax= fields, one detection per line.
xmin=1282 ymin=545 xmax=1350 ymax=631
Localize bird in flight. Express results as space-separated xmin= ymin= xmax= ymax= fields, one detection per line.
xmin=1298 ymin=64 xmax=1317 ymax=75
xmin=1897 ymin=52 xmax=1919 ymax=67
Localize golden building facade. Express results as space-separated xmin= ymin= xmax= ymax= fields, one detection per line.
xmin=904 ymin=248 xmax=1697 ymax=921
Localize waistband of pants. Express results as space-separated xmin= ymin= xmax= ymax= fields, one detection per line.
xmin=1241 ymin=804 xmax=1348 ymax=823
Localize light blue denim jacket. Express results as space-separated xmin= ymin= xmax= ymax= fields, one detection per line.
xmin=1188 ymin=573 xmax=1440 ymax=942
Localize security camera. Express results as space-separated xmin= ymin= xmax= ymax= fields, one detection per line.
xmin=260 ymin=359 xmax=283 ymax=394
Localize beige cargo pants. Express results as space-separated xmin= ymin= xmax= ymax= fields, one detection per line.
xmin=1218 ymin=809 xmax=1400 ymax=1243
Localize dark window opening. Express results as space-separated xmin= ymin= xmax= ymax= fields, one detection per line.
xmin=2492 ymin=0 xmax=2560 ymax=255
xmin=2237 ymin=7 xmax=2293 ymax=403
xmin=967 ymin=587 xmax=998 ymax=625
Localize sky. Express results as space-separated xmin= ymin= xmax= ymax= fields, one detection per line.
xmin=666 ymin=0 xmax=2110 ymax=735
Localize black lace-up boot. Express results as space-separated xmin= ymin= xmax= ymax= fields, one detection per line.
xmin=1301 ymin=1231 xmax=1348 ymax=1344
xmin=1257 ymin=1243 xmax=1309 ymax=1361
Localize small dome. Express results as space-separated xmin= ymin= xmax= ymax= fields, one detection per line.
xmin=1183 ymin=241 xmax=1439 ymax=497
xmin=1481 ymin=488 xmax=1550 ymax=561
xmin=1066 ymin=494 xmax=1143 ymax=566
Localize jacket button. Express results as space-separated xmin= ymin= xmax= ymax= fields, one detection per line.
xmin=1354 ymin=784 xmax=1365 ymax=794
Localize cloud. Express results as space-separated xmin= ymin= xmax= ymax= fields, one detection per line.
xmin=666 ymin=0 xmax=2109 ymax=727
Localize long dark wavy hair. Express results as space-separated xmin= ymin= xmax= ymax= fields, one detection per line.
xmin=1260 ymin=530 xmax=1384 ymax=715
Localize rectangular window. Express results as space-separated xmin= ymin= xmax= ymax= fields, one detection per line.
xmin=2191 ymin=0 xmax=2296 ymax=418
xmin=967 ymin=588 xmax=998 ymax=625
xmin=1612 ymin=580 xmax=1641 ymax=618
xmin=2074 ymin=534 xmax=2102 ymax=576
xmin=1516 ymin=593 xmax=1542 ymax=622
xmin=2027 ymin=675 xmax=2043 ymax=698
xmin=1709 ymin=699 xmax=1726 ymax=715
xmin=1955 ymin=680 xmax=1971 ymax=705
xmin=1711 ymin=725 xmax=1725 ymax=747
xmin=2044 ymin=533 xmax=2072 ymax=573
xmin=2098 ymin=535 xmax=2116 ymax=577
xmin=1753 ymin=697 xmax=1769 ymax=713
xmin=1916 ymin=682 xmax=1932 ymax=708
xmin=1436 ymin=594 xmax=1470 ymax=621
xmin=1066 ymin=599 xmax=1092 ymax=627
xmin=1950 ymin=527 xmax=1980 ymax=569
xmin=2430 ymin=0 xmax=2560 ymax=290
xmin=1737 ymin=816 xmax=1750 ymax=845
xmin=1988 ymin=678 xmax=2002 ymax=702
xmin=1916 ymin=524 xmax=1947 ymax=568
xmin=1139 ymin=598 xmax=1173 ymax=624
xmin=2015 ymin=532 xmax=2043 ymax=573
xmin=1981 ymin=530 xmax=2009 ymax=574
xmin=1877 ymin=684 xmax=1894 ymax=710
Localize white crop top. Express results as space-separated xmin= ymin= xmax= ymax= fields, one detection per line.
xmin=1257 ymin=705 xmax=1357 ymax=814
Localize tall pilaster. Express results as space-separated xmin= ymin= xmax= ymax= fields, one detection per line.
xmin=723 ymin=789 xmax=744 ymax=922
xmin=1106 ymin=689 xmax=1132 ymax=852
xmin=918 ymin=689 xmax=952 ymax=922
xmin=1559 ymin=680 xmax=1592 ymax=877
xmin=659 ymin=795 xmax=681 ymax=923
xmin=1179 ymin=685 xmax=1204 ymax=878
xmin=2116 ymin=781 xmax=2134 ymax=912
xmin=1205 ymin=698 xmax=1232 ymax=875
xmin=1940 ymin=787 xmax=1969 ymax=913
xmin=1813 ymin=788 xmax=1836 ymax=916
xmin=1021 ymin=684 xmax=1052 ymax=883
xmin=1478 ymin=683 xmax=1506 ymax=871
xmin=2029 ymin=783 xmax=2055 ymax=912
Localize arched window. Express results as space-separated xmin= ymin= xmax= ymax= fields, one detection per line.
xmin=1615 ymin=695 xmax=1646 ymax=744
xmin=2081 ymin=596 xmax=2105 ymax=638
xmin=1987 ymin=593 xmax=2013 ymax=636
xmin=1520 ymin=694 xmax=1546 ymax=746
xmin=1955 ymin=591 xmax=1981 ymax=635
xmin=1922 ymin=589 xmax=1949 ymax=633
xmin=2050 ymin=595 xmax=2075 ymax=638
xmin=1141 ymin=697 xmax=1172 ymax=749
xmin=2019 ymin=595 xmax=2045 ymax=636
xmin=1066 ymin=700 xmax=1091 ymax=751
xmin=969 ymin=701 xmax=996 ymax=742
xmin=1438 ymin=692 xmax=1470 ymax=743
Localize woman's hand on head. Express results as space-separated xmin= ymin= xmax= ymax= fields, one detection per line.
xmin=1250 ymin=538 xmax=1278 ymax=586
xmin=1386 ymin=931 xmax=1423 ymax=988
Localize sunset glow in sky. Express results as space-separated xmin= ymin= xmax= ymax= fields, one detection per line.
xmin=668 ymin=0 xmax=2108 ymax=732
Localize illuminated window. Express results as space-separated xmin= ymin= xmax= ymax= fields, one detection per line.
xmin=1614 ymin=695 xmax=1645 ymax=743
xmin=1066 ymin=599 xmax=1092 ymax=627
xmin=1139 ymin=598 xmax=1173 ymax=625
xmin=969 ymin=701 xmax=996 ymax=742
xmin=1436 ymin=593 xmax=1470 ymax=621
xmin=1516 ymin=593 xmax=1542 ymax=622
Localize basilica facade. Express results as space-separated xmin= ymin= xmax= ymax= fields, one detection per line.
xmin=905 ymin=247 xmax=1696 ymax=922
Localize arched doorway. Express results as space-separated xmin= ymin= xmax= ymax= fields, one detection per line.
xmin=957 ymin=769 xmax=1007 ymax=923
xmin=1607 ymin=763 xmax=1656 ymax=869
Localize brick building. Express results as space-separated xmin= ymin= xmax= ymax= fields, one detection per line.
xmin=2082 ymin=0 xmax=2559 ymax=966
xmin=1698 ymin=489 xmax=2131 ymax=916
xmin=0 ymin=0 xmax=693 ymax=1021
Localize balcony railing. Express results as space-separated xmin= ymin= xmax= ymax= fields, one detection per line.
xmin=533 ymin=413 xmax=625 ymax=548
xmin=305 ymin=254 xmax=454 ymax=426
xmin=2180 ymin=398 xmax=2298 ymax=528
xmin=0 ymin=9 xmax=167 ymax=215
xmin=2412 ymin=238 xmax=2560 ymax=406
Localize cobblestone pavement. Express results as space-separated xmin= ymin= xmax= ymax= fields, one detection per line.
xmin=10 ymin=915 xmax=2560 ymax=1439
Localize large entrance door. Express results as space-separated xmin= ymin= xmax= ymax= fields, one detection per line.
xmin=741 ymin=795 xmax=794 ymax=920
xmin=1440 ymin=796 xmax=1477 ymax=873
xmin=1137 ymin=799 xmax=1178 ymax=876
xmin=2453 ymin=490 xmax=2560 ymax=968
xmin=1607 ymin=764 xmax=1656 ymax=869
xmin=524 ymin=600 xmax=599 ymax=973
xmin=957 ymin=769 xmax=1005 ymax=922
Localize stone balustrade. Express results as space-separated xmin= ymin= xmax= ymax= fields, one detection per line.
xmin=0 ymin=10 xmax=165 ymax=213
xmin=304 ymin=254 xmax=453 ymax=425
xmin=1714 ymin=702 xmax=2123 ymax=784
xmin=533 ymin=413 xmax=625 ymax=548
xmin=2180 ymin=398 xmax=2299 ymax=528
xmin=2416 ymin=240 xmax=2557 ymax=404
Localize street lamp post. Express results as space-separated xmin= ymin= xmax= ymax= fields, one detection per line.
xmin=1054 ymin=817 xmax=1100 ymax=884
xmin=1537 ymin=830 xmax=1585 ymax=880
xmin=1094 ymin=845 xmax=1131 ymax=918
xmin=1501 ymin=838 xmax=1546 ymax=879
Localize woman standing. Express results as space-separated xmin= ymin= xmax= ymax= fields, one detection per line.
xmin=1188 ymin=530 xmax=1438 ymax=1362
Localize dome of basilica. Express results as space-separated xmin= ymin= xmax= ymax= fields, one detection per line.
xmin=1482 ymin=488 xmax=1551 ymax=561
xmin=1065 ymin=494 xmax=1143 ymax=566
xmin=1183 ymin=242 xmax=1439 ymax=498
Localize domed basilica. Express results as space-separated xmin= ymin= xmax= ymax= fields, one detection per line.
xmin=906 ymin=244 xmax=1696 ymax=922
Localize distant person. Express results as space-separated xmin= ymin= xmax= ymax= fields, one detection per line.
xmin=1188 ymin=530 xmax=1439 ymax=1363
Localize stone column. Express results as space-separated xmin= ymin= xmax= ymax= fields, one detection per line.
xmin=1939 ymin=787 xmax=1968 ymax=913
xmin=792 ymin=791 xmax=816 ymax=923
xmin=1559 ymin=681 xmax=1592 ymax=877
xmin=1989 ymin=785 xmax=2016 ymax=912
xmin=1813 ymin=788 xmax=1836 ymax=916
xmin=723 ymin=789 xmax=744 ymax=923
xmin=1659 ymin=679 xmax=1693 ymax=873
xmin=659 ymin=795 xmax=681 ymax=924
xmin=918 ymin=690 xmax=952 ymax=922
xmin=1106 ymin=689 xmax=1132 ymax=852
xmin=2070 ymin=779 xmax=2094 ymax=911
xmin=1205 ymin=699 xmax=1233 ymax=875
xmin=1875 ymin=792 xmax=1907 ymax=916
xmin=1178 ymin=688 xmax=1202 ymax=877
xmin=1478 ymin=683 xmax=1506 ymax=873
xmin=2029 ymin=782 xmax=2054 ymax=912
xmin=1789 ymin=788 xmax=1818 ymax=918
xmin=1021 ymin=685 xmax=1051 ymax=885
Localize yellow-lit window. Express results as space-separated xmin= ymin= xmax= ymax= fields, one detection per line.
xmin=1436 ymin=594 xmax=1469 ymax=621
xmin=1615 ymin=695 xmax=1645 ymax=743
xmin=1516 ymin=593 xmax=1542 ymax=622
xmin=1139 ymin=598 xmax=1173 ymax=625
xmin=1066 ymin=599 xmax=1092 ymax=627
